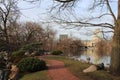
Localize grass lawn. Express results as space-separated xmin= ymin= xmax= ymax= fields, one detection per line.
xmin=43 ymin=55 xmax=120 ymax=80
xmin=20 ymin=70 xmax=51 ymax=80
xmin=19 ymin=55 xmax=120 ymax=80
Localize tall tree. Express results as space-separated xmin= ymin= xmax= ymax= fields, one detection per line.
xmin=21 ymin=22 xmax=44 ymax=44
xmin=110 ymin=0 xmax=120 ymax=75
xmin=43 ymin=26 xmax=56 ymax=51
xmin=0 ymin=0 xmax=20 ymax=44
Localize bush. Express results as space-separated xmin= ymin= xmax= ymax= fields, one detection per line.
xmin=12 ymin=42 xmax=42 ymax=57
xmin=11 ymin=50 xmax=26 ymax=63
xmin=51 ymin=50 xmax=63 ymax=55
xmin=21 ymin=42 xmax=42 ymax=53
xmin=12 ymin=50 xmax=26 ymax=57
xmin=17 ymin=57 xmax=47 ymax=72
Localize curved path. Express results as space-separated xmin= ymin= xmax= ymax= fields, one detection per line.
xmin=46 ymin=59 xmax=80 ymax=80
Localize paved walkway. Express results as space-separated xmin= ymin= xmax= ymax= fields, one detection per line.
xmin=46 ymin=59 xmax=80 ymax=80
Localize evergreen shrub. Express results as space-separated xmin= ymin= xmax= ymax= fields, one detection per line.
xmin=21 ymin=42 xmax=42 ymax=53
xmin=12 ymin=50 xmax=26 ymax=57
xmin=51 ymin=50 xmax=63 ymax=55
xmin=17 ymin=57 xmax=46 ymax=72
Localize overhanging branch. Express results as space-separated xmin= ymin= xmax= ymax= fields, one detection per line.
xmin=53 ymin=17 xmax=114 ymax=29
xmin=55 ymin=0 xmax=75 ymax=3
xmin=105 ymin=0 xmax=116 ymax=22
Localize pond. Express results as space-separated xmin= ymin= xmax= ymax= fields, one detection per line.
xmin=69 ymin=48 xmax=111 ymax=67
xmin=79 ymin=54 xmax=110 ymax=66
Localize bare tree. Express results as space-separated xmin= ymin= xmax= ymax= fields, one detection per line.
xmin=7 ymin=22 xmax=22 ymax=51
xmin=43 ymin=26 xmax=56 ymax=51
xmin=95 ymin=39 xmax=112 ymax=57
xmin=21 ymin=22 xmax=44 ymax=44
xmin=0 ymin=0 xmax=19 ymax=51
xmin=69 ymin=39 xmax=83 ymax=56
xmin=56 ymin=37 xmax=83 ymax=56
xmin=0 ymin=0 xmax=20 ymax=51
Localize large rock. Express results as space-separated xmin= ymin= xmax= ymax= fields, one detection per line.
xmin=83 ymin=63 xmax=105 ymax=73
xmin=9 ymin=65 xmax=19 ymax=80
xmin=83 ymin=65 xmax=97 ymax=73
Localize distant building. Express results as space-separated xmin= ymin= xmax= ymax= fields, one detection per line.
xmin=82 ymin=28 xmax=103 ymax=47
xmin=59 ymin=34 xmax=68 ymax=41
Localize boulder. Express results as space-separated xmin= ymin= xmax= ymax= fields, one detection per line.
xmin=9 ymin=65 xmax=19 ymax=80
xmin=83 ymin=65 xmax=97 ymax=73
xmin=83 ymin=63 xmax=105 ymax=73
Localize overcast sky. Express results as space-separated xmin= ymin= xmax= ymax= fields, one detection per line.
xmin=18 ymin=0 xmax=117 ymax=40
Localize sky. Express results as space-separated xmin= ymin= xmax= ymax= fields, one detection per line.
xmin=17 ymin=0 xmax=117 ymax=40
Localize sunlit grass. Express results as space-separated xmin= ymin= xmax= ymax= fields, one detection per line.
xmin=44 ymin=55 xmax=120 ymax=80
xmin=20 ymin=70 xmax=51 ymax=80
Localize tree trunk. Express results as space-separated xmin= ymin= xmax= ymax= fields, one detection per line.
xmin=110 ymin=0 xmax=120 ymax=75
xmin=110 ymin=22 xmax=120 ymax=75
xmin=3 ymin=16 xmax=9 ymax=44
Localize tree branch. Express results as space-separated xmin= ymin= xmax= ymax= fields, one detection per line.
xmin=53 ymin=16 xmax=114 ymax=29
xmin=55 ymin=0 xmax=75 ymax=3
xmin=105 ymin=0 xmax=117 ymax=23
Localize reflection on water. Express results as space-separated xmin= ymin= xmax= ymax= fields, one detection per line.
xmin=78 ymin=48 xmax=111 ymax=66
